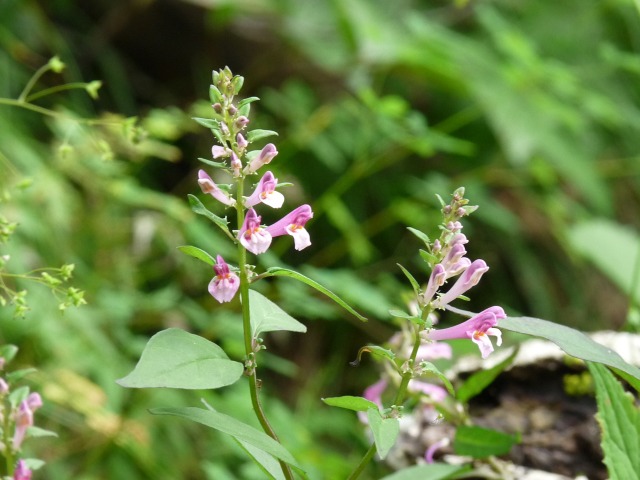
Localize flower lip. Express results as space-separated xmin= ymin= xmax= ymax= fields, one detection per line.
xmin=424 ymin=306 xmax=505 ymax=358
xmin=244 ymin=171 xmax=285 ymax=209
xmin=209 ymin=255 xmax=240 ymax=303
xmin=239 ymin=208 xmax=272 ymax=254
xmin=265 ymin=204 xmax=313 ymax=251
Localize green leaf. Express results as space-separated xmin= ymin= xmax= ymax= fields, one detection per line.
xmin=238 ymin=102 xmax=251 ymax=118
xmin=235 ymin=439 xmax=284 ymax=480
xmin=248 ymin=290 xmax=307 ymax=337
xmin=407 ymin=227 xmax=431 ymax=245
xmin=354 ymin=345 xmax=396 ymax=366
xmin=116 ymin=328 xmax=243 ymax=389
xmin=418 ymin=361 xmax=455 ymax=397
xmin=456 ymin=347 xmax=518 ymax=403
xmin=419 ymin=249 xmax=437 ymax=265
xmin=453 ymin=425 xmax=518 ymax=458
xmin=209 ymin=85 xmax=222 ymax=104
xmin=396 ymin=264 xmax=421 ymax=297
xmin=589 ymin=362 xmax=640 ymax=480
xmin=177 ymin=245 xmax=216 ymax=266
xmin=150 ymin=407 xmax=306 ymax=475
xmin=187 ymin=194 xmax=231 ymax=234
xmin=499 ymin=316 xmax=640 ymax=383
xmin=246 ymin=129 xmax=278 ymax=142
xmin=367 ymin=408 xmax=399 ymax=459
xmin=380 ymin=463 xmax=467 ymax=480
xmin=263 ymin=267 xmax=367 ymax=322
xmin=197 ymin=157 xmax=228 ymax=169
xmin=237 ymin=96 xmax=260 ymax=109
xmin=567 ymin=219 xmax=640 ymax=301
xmin=322 ymin=396 xmax=379 ymax=412
xmin=192 ymin=117 xmax=219 ymax=130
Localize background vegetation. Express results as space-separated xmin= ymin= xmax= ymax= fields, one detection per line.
xmin=1 ymin=0 xmax=639 ymax=478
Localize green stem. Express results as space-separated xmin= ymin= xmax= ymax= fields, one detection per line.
xmin=17 ymin=62 xmax=52 ymax=102
xmin=236 ymin=178 xmax=295 ymax=480
xmin=348 ymin=323 xmax=424 ymax=480
xmin=346 ymin=443 xmax=377 ymax=480
xmin=25 ymin=83 xmax=92 ymax=102
xmin=0 ymin=98 xmax=123 ymax=126
xmin=3 ymin=397 xmax=14 ymax=475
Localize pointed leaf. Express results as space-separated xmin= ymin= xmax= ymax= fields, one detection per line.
xmin=397 ymin=263 xmax=421 ymax=296
xmin=380 ymin=463 xmax=467 ymax=480
xmin=453 ymin=425 xmax=518 ymax=458
xmin=238 ymin=96 xmax=260 ymax=109
xmin=418 ymin=361 xmax=454 ymax=396
xmin=193 ymin=117 xmax=220 ymax=130
xmin=367 ymin=408 xmax=399 ymax=459
xmin=407 ymin=227 xmax=431 ymax=245
xmin=246 ymin=129 xmax=278 ymax=143
xmin=236 ymin=439 xmax=284 ymax=480
xmin=116 ymin=328 xmax=243 ymax=389
xmin=150 ymin=407 xmax=305 ymax=475
xmin=456 ymin=347 xmax=518 ymax=403
xmin=177 ymin=245 xmax=216 ymax=266
xmin=499 ymin=316 xmax=640 ymax=383
xmin=263 ymin=267 xmax=367 ymax=322
xmin=248 ymin=290 xmax=306 ymax=337
xmin=198 ymin=157 xmax=228 ymax=169
xmin=322 ymin=396 xmax=378 ymax=412
xmin=188 ymin=194 xmax=231 ymax=234
xmin=589 ymin=362 xmax=640 ymax=480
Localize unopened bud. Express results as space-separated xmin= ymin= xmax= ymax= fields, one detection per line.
xmin=235 ymin=116 xmax=249 ymax=129
xmin=228 ymin=105 xmax=237 ymax=116
xmin=244 ymin=143 xmax=278 ymax=174
xmin=212 ymin=103 xmax=223 ymax=113
xmin=237 ymin=133 xmax=248 ymax=149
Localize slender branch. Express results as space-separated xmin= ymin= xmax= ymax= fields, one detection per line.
xmin=17 ymin=62 xmax=52 ymax=102
xmin=346 ymin=443 xmax=377 ymax=480
xmin=0 ymin=98 xmax=123 ymax=126
xmin=25 ymin=83 xmax=92 ymax=102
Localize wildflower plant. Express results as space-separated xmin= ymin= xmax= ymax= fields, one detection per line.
xmin=118 ymin=67 xmax=640 ymax=479
xmin=0 ymin=345 xmax=53 ymax=480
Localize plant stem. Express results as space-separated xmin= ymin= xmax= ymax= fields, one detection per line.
xmin=348 ymin=324 xmax=424 ymax=479
xmin=236 ymin=179 xmax=295 ymax=480
xmin=17 ymin=62 xmax=52 ymax=102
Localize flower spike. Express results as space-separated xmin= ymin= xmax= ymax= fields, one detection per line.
xmin=244 ymin=171 xmax=285 ymax=209
xmin=197 ymin=170 xmax=236 ymax=207
xmin=265 ymin=204 xmax=313 ymax=251
xmin=239 ymin=208 xmax=272 ymax=254
xmin=208 ymin=255 xmax=240 ymax=303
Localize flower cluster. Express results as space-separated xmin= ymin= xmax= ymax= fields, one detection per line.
xmin=195 ymin=68 xmax=313 ymax=303
xmin=419 ymin=189 xmax=503 ymax=359
xmin=358 ymin=189 xmax=504 ymax=462
xmin=0 ymin=348 xmax=48 ymax=479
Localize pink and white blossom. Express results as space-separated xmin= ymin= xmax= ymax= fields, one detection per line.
xmin=197 ymin=170 xmax=236 ymax=206
xmin=434 ymin=259 xmax=489 ymax=308
xmin=239 ymin=208 xmax=272 ymax=254
xmin=424 ymin=306 xmax=505 ymax=359
xmin=265 ymin=204 xmax=313 ymax=251
xmin=13 ymin=460 xmax=31 ymax=480
xmin=208 ymin=255 xmax=240 ymax=303
xmin=423 ymin=264 xmax=446 ymax=304
xmin=244 ymin=171 xmax=284 ymax=209
xmin=211 ymin=145 xmax=228 ymax=158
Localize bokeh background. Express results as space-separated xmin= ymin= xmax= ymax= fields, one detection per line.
xmin=1 ymin=0 xmax=639 ymax=478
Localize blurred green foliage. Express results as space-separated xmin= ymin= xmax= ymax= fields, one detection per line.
xmin=1 ymin=0 xmax=639 ymax=478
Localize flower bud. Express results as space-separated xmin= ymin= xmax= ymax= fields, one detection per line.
xmin=235 ymin=116 xmax=249 ymax=129
xmin=244 ymin=143 xmax=278 ymax=174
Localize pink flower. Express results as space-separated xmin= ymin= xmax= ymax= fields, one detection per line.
xmin=12 ymin=394 xmax=42 ymax=450
xmin=211 ymin=145 xmax=228 ymax=159
xmin=415 ymin=342 xmax=452 ymax=362
xmin=230 ymin=152 xmax=242 ymax=177
xmin=239 ymin=208 xmax=272 ymax=254
xmin=13 ymin=460 xmax=31 ymax=480
xmin=265 ymin=205 xmax=313 ymax=251
xmin=441 ymin=243 xmax=467 ymax=273
xmin=424 ymin=306 xmax=505 ymax=359
xmin=208 ymin=255 xmax=240 ymax=303
xmin=423 ymin=264 xmax=446 ymax=304
xmin=425 ymin=437 xmax=449 ymax=464
xmin=237 ymin=133 xmax=248 ymax=149
xmin=244 ymin=171 xmax=284 ymax=209
xmin=408 ymin=380 xmax=448 ymax=402
xmin=434 ymin=259 xmax=489 ymax=308
xmin=197 ymin=170 xmax=236 ymax=206
xmin=244 ymin=143 xmax=278 ymax=174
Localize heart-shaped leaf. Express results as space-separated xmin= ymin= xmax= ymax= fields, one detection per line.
xmin=367 ymin=408 xmax=399 ymax=459
xmin=249 ymin=290 xmax=306 ymax=337
xmin=116 ymin=328 xmax=243 ymax=389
